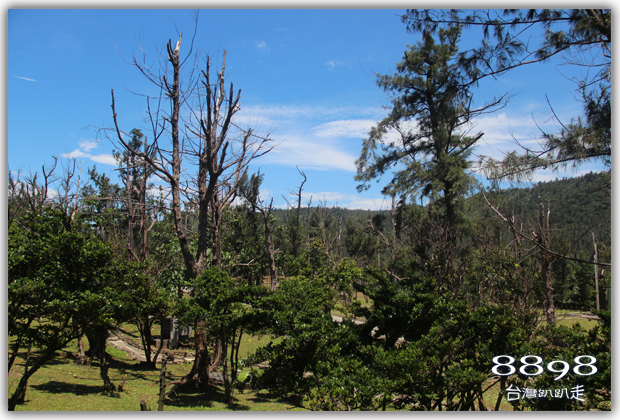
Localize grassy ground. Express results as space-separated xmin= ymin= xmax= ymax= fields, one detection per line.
xmin=9 ymin=347 xmax=515 ymax=411
xmin=8 ymin=335 xmax=302 ymax=411
xmin=547 ymin=309 xmax=600 ymax=331
xmin=555 ymin=317 xmax=599 ymax=330
xmin=9 ymin=307 xmax=602 ymax=411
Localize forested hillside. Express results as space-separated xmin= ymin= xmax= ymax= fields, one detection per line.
xmin=273 ymin=170 xmax=611 ymax=258
xmin=477 ymin=171 xmax=611 ymax=251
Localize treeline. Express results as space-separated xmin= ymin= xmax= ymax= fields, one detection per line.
xmin=8 ymin=160 xmax=611 ymax=410
xmin=263 ymin=171 xmax=611 ymax=311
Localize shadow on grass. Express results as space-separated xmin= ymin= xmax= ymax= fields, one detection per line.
xmin=247 ymin=391 xmax=304 ymax=408
xmin=11 ymin=354 xmax=74 ymax=369
xmin=117 ymin=327 xmax=141 ymax=340
xmin=31 ymin=380 xmax=106 ymax=396
xmin=165 ymin=384 xmax=251 ymax=411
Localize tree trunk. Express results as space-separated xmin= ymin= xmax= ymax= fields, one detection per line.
xmin=141 ymin=137 xmax=149 ymax=261
xmin=76 ymin=336 xmax=88 ymax=365
xmin=99 ymin=351 xmax=116 ymax=392
xmin=593 ymin=232 xmax=600 ymax=311
xmin=86 ymin=328 xmax=107 ymax=361
xmin=86 ymin=326 xmax=115 ymax=389
xmin=210 ymin=337 xmax=225 ymax=370
xmin=538 ymin=196 xmax=555 ymax=325
xmin=167 ymin=320 xmax=210 ymax=397
xmin=8 ymin=319 xmax=32 ymax=373
xmin=494 ymin=376 xmax=506 ymax=411
xmin=264 ymin=218 xmax=277 ymax=290
xmin=212 ymin=199 xmax=223 ymax=267
xmin=194 ymin=321 xmax=211 ymax=386
xmin=139 ymin=316 xmax=154 ymax=366
xmin=222 ymin=333 xmax=232 ymax=403
xmin=8 ymin=344 xmax=49 ymax=411
xmin=126 ymin=161 xmax=135 ymax=261
xmin=158 ymin=360 xmax=167 ymax=411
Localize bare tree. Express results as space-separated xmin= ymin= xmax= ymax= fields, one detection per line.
xmin=8 ymin=157 xmax=85 ymax=224
xmin=482 ymin=188 xmax=611 ymax=325
xmin=240 ymin=172 xmax=278 ymax=290
xmin=536 ymin=196 xmax=555 ymax=325
xmin=481 ymin=191 xmax=610 ymax=268
xmin=282 ymin=167 xmax=307 ymax=259
xmin=107 ymin=25 xmax=273 ymax=390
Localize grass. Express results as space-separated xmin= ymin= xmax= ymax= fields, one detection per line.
xmin=8 ymin=335 xmax=304 ymax=411
xmin=9 ymin=307 xmax=603 ymax=411
xmin=8 ymin=334 xmax=587 ymax=412
xmin=555 ymin=317 xmax=599 ymax=330
xmin=235 ymin=334 xmax=280 ymax=360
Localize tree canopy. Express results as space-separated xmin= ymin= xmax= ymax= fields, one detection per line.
xmin=401 ymin=9 xmax=611 ymax=181
xmin=355 ymin=25 xmax=505 ymax=225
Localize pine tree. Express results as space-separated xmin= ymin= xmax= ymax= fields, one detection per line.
xmin=356 ymin=25 xmax=504 ymax=225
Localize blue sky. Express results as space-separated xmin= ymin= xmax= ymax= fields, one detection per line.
xmin=8 ymin=8 xmax=604 ymax=210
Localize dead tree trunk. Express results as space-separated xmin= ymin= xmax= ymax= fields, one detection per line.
xmin=593 ymin=232 xmax=600 ymax=311
xmin=141 ymin=138 xmax=149 ymax=261
xmin=262 ymin=200 xmax=278 ymax=290
xmin=158 ymin=359 xmax=167 ymax=411
xmin=289 ymin=167 xmax=307 ymax=258
xmin=537 ymin=196 xmax=555 ymax=326
xmin=110 ymin=27 xmax=273 ymax=396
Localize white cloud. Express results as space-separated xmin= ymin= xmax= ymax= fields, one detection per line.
xmin=235 ymin=104 xmax=384 ymax=136
xmin=61 ymin=149 xmax=90 ymax=159
xmin=259 ymin=187 xmax=273 ymax=201
xmin=14 ymin=76 xmax=37 ymax=82
xmin=147 ymin=184 xmax=171 ymax=201
xmin=523 ymin=102 xmax=541 ymax=112
xmin=470 ymin=112 xmax=562 ymax=161
xmin=325 ymin=60 xmax=347 ymax=69
xmin=520 ymin=164 xmax=605 ymax=184
xmin=255 ymin=40 xmax=267 ymax=51
xmin=297 ymin=191 xmax=390 ymax=210
xmin=343 ymin=197 xmax=392 ymax=211
xmin=60 ymin=139 xmax=117 ymax=166
xmin=473 ymin=112 xmax=563 ymax=145
xmin=263 ymin=134 xmax=357 ymax=172
xmin=231 ymin=103 xmax=388 ymax=173
xmin=312 ymin=119 xmax=375 ymax=138
xmin=240 ymin=104 xmax=381 ymax=122
xmin=78 ymin=140 xmax=100 ymax=152
xmin=90 ymin=154 xmax=117 ymax=166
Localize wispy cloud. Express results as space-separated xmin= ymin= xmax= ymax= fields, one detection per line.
xmin=61 ymin=149 xmax=90 ymax=159
xmin=262 ymin=134 xmax=357 ymax=172
xmin=238 ymin=104 xmax=382 ymax=128
xmin=255 ymin=40 xmax=267 ymax=51
xmin=233 ymin=104 xmax=387 ymax=172
xmin=60 ymin=139 xmax=117 ymax=166
xmin=78 ymin=140 xmax=100 ymax=152
xmin=14 ymin=75 xmax=37 ymax=82
xmin=312 ymin=119 xmax=375 ymax=138
xmin=90 ymin=154 xmax=117 ymax=165
xmin=324 ymin=60 xmax=347 ymax=69
xmin=471 ymin=112 xmax=560 ymax=161
xmin=296 ymin=191 xmax=390 ymax=210
xmin=47 ymin=188 xmax=60 ymax=199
